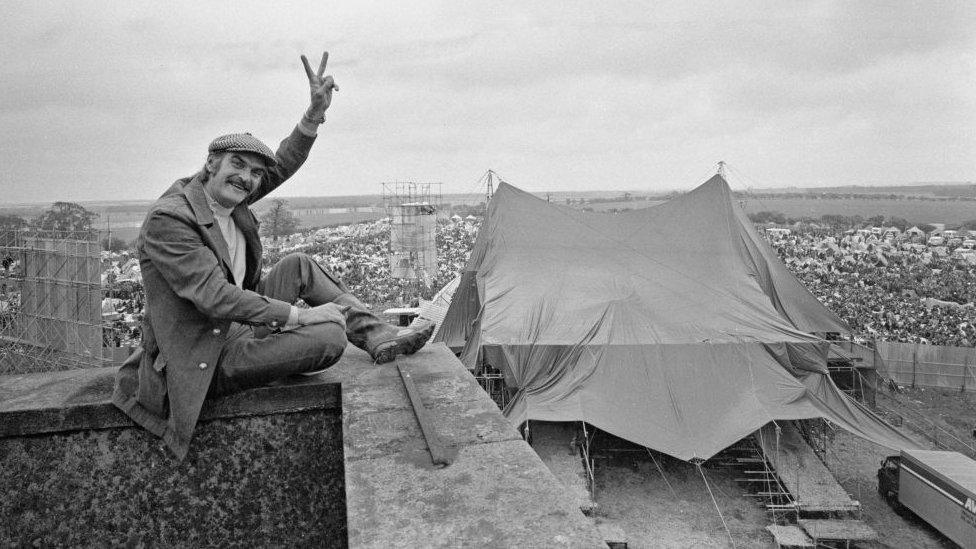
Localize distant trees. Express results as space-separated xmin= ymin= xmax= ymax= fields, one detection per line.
xmin=749 ymin=211 xmax=788 ymax=224
xmin=865 ymin=215 xmax=886 ymax=227
xmin=961 ymin=219 xmax=976 ymax=231
xmin=887 ymin=217 xmax=910 ymax=231
xmin=259 ymin=199 xmax=300 ymax=241
xmin=101 ymin=235 xmax=128 ymax=253
xmin=820 ymin=214 xmax=853 ymax=229
xmin=0 ymin=214 xmax=27 ymax=231
xmin=31 ymin=202 xmax=98 ymax=234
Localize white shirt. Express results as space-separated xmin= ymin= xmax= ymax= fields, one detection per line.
xmin=203 ymin=190 xmax=247 ymax=288
xmin=202 ymin=185 xmax=302 ymax=327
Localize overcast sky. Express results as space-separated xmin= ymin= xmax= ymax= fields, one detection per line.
xmin=1 ymin=1 xmax=974 ymax=204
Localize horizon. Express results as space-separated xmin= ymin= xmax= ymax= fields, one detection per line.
xmin=1 ymin=179 xmax=974 ymax=209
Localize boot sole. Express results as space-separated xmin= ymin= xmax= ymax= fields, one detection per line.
xmin=372 ymin=323 xmax=435 ymax=364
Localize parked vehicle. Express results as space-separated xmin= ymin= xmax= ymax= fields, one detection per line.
xmin=878 ymin=450 xmax=976 ymax=548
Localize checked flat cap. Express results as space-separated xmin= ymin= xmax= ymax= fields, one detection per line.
xmin=208 ymin=133 xmax=277 ymax=166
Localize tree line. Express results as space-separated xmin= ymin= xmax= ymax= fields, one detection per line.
xmin=0 ymin=198 xmax=303 ymax=252
xmin=748 ymin=211 xmax=976 ymax=232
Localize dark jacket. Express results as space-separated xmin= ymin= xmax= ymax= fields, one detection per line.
xmin=113 ymin=126 xmax=315 ymax=459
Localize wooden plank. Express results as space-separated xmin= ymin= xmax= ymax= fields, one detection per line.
xmin=755 ymin=422 xmax=860 ymax=514
xmin=798 ymin=519 xmax=878 ymax=542
xmin=765 ymin=525 xmax=815 ymax=547
xmin=396 ymin=358 xmax=458 ymax=467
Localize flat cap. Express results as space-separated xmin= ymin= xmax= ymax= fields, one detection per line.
xmin=208 ymin=132 xmax=277 ymax=166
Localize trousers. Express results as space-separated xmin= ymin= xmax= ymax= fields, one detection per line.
xmin=207 ymin=253 xmax=352 ymax=397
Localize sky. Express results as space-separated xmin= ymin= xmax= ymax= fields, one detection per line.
xmin=1 ymin=1 xmax=974 ymax=204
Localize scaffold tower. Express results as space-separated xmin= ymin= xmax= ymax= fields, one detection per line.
xmin=381 ymin=182 xmax=442 ymax=285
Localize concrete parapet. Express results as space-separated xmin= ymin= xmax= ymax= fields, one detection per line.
xmin=1 ymin=343 xmax=605 ymax=548
xmin=0 ymin=362 xmax=345 ymax=546
xmin=319 ymin=344 xmax=605 ymax=547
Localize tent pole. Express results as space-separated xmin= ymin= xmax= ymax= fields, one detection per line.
xmin=645 ymin=447 xmax=677 ymax=499
xmin=697 ymin=463 xmax=735 ymax=548
xmin=912 ymin=344 xmax=918 ymax=388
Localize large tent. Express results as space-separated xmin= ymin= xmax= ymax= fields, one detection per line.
xmin=437 ymin=176 xmax=919 ymax=461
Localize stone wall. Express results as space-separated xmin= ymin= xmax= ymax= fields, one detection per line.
xmin=0 ymin=410 xmax=345 ymax=547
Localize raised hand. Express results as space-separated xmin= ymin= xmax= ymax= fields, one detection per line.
xmin=301 ymin=51 xmax=339 ymax=118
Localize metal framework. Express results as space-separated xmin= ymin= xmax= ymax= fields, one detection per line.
xmin=381 ymin=182 xmax=442 ymax=284
xmin=0 ymin=229 xmax=116 ymax=374
xmin=473 ymin=363 xmax=511 ymax=410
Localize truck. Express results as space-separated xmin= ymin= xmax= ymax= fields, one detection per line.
xmin=878 ymin=450 xmax=976 ymax=548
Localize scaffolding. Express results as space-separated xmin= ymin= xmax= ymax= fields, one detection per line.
xmin=474 ymin=363 xmax=512 ymax=410
xmin=381 ymin=182 xmax=442 ymax=285
xmin=0 ymin=229 xmax=114 ymax=374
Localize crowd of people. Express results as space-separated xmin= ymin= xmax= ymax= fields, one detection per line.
xmin=263 ymin=215 xmax=481 ymax=312
xmin=764 ymin=228 xmax=976 ymax=347
xmin=7 ymin=208 xmax=973 ymax=351
xmin=265 ymin=214 xmax=975 ymax=349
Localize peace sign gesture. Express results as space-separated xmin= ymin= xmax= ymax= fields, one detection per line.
xmin=301 ymin=51 xmax=339 ymax=117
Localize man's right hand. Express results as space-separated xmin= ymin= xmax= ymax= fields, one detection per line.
xmin=298 ymin=302 xmax=349 ymax=330
xmin=300 ymin=51 xmax=338 ymax=119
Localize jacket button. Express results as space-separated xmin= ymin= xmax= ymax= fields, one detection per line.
xmin=212 ymin=328 xmax=221 ymax=335
xmin=198 ymin=362 xmax=208 ymax=370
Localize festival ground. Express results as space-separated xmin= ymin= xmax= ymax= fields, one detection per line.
xmin=585 ymin=394 xmax=964 ymax=548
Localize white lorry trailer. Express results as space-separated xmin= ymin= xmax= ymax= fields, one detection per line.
xmin=878 ymin=450 xmax=976 ymax=548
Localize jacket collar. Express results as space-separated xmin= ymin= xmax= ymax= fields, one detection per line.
xmin=183 ymin=176 xmax=233 ymax=273
xmin=184 ymin=175 xmax=215 ymax=227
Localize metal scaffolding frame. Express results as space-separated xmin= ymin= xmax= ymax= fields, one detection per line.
xmin=0 ymin=229 xmax=114 ymax=374
xmin=381 ymin=182 xmax=442 ymax=287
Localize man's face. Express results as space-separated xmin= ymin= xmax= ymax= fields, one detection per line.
xmin=205 ymin=152 xmax=268 ymax=208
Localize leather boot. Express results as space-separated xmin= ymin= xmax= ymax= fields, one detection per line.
xmin=332 ymin=293 xmax=435 ymax=363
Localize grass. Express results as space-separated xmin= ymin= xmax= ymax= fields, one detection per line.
xmin=739 ymin=197 xmax=974 ymax=226
xmin=584 ymin=197 xmax=974 ymax=226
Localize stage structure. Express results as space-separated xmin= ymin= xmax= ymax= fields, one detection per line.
xmin=381 ymin=182 xmax=442 ymax=284
xmin=0 ymin=229 xmax=109 ymax=374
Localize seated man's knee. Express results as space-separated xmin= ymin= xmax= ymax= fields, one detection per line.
xmin=308 ymin=322 xmax=347 ymax=366
xmin=280 ymin=252 xmax=311 ymax=269
xmin=283 ymin=252 xmax=340 ymax=278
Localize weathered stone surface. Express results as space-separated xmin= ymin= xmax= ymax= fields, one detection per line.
xmin=336 ymin=344 xmax=606 ymax=548
xmin=0 ymin=365 xmax=340 ymax=437
xmin=346 ymin=440 xmax=606 ymax=548
xmin=0 ymin=411 xmax=346 ymax=547
xmin=1 ymin=341 xmax=605 ymax=548
xmin=343 ymin=396 xmax=520 ymax=461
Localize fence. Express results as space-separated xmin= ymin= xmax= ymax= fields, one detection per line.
xmin=0 ymin=228 xmax=120 ymax=374
xmin=874 ymin=340 xmax=976 ymax=391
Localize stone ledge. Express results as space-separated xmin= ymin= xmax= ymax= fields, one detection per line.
xmin=0 ymin=363 xmax=340 ymax=438
xmin=0 ymin=410 xmax=346 ymax=547
xmin=315 ymin=343 xmax=607 ymax=548
xmin=1 ymin=342 xmax=606 ymax=548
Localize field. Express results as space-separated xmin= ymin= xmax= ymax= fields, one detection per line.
xmin=584 ymin=196 xmax=975 ymax=226
xmin=291 ymin=210 xmax=386 ymax=229
xmin=589 ymin=404 xmax=958 ymax=548
xmin=740 ymin=197 xmax=975 ymax=226
xmin=90 ymin=210 xmax=387 ymax=246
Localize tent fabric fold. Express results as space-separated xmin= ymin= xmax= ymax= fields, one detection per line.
xmin=436 ymin=176 xmax=920 ymax=461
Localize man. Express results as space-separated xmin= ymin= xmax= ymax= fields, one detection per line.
xmin=113 ymin=52 xmax=434 ymax=460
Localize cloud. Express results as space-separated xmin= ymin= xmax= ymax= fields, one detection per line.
xmin=0 ymin=0 xmax=973 ymax=203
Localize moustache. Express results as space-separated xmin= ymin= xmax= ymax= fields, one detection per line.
xmin=227 ymin=177 xmax=251 ymax=192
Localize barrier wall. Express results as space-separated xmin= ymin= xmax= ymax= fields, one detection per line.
xmin=875 ymin=341 xmax=976 ymax=391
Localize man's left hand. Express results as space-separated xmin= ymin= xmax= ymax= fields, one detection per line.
xmin=301 ymin=51 xmax=338 ymax=118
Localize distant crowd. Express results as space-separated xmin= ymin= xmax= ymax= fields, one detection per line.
xmin=262 ymin=216 xmax=480 ymax=312
xmin=6 ymin=209 xmax=974 ymax=351
xmin=765 ymin=228 xmax=976 ymax=347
